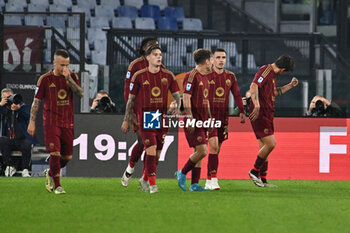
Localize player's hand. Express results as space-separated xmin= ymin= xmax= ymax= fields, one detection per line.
xmin=11 ymin=103 xmax=20 ymax=111
xmin=62 ymin=67 xmax=70 ymax=79
xmin=91 ymin=98 xmax=99 ymax=110
xmin=27 ymin=121 xmax=36 ymax=136
xmin=291 ymin=77 xmax=298 ymax=87
xmin=239 ymin=113 xmax=246 ymax=123
xmin=121 ymin=120 xmax=129 ymax=134
xmin=0 ymin=97 xmax=8 ymax=107
xmin=249 ymin=105 xmax=260 ymax=122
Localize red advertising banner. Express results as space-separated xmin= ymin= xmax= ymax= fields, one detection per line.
xmin=178 ymin=117 xmax=350 ymax=180
xmin=3 ymin=27 xmax=44 ymax=72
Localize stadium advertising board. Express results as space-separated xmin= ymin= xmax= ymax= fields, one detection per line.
xmin=178 ymin=117 xmax=350 ymax=180
xmin=67 ymin=114 xmax=178 ymax=178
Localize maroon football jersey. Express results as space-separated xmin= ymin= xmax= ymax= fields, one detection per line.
xmin=124 ymin=56 xmax=148 ymax=103
xmin=34 ymin=70 xmax=81 ymax=128
xmin=130 ymin=67 xmax=179 ymax=126
xmin=249 ymin=64 xmax=277 ymax=119
xmin=183 ymin=69 xmax=210 ymax=121
xmin=208 ymin=69 xmax=244 ymax=124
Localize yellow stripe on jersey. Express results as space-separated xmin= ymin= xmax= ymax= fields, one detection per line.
xmin=131 ymin=68 xmax=148 ymax=82
xmin=188 ymin=69 xmax=198 ymax=83
xmin=36 ymin=70 xmax=52 ymax=86
xmin=261 ymin=65 xmax=272 ymax=78
xmin=127 ymin=56 xmax=145 ymax=71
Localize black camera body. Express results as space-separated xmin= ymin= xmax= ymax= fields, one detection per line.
xmin=6 ymin=94 xmax=23 ymax=106
xmin=97 ymin=96 xmax=113 ymax=112
xmin=243 ymin=96 xmax=251 ymax=116
xmin=311 ymin=100 xmax=326 ymax=116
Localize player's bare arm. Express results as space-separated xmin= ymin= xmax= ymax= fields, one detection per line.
xmin=274 ymin=77 xmax=299 ymax=97
xmin=121 ymin=94 xmax=136 ymax=133
xmin=27 ymin=98 xmax=41 ymax=136
xmin=249 ymin=83 xmax=260 ymax=122
xmin=65 ymin=73 xmax=84 ymax=98
xmin=183 ymin=93 xmax=194 ymax=133
xmin=168 ymin=91 xmax=181 ymax=115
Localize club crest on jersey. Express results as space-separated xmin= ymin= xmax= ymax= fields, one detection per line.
xmin=126 ymin=71 xmax=131 ymax=79
xmin=258 ymin=77 xmax=264 ymax=83
xmin=129 ymin=83 xmax=134 ymax=91
xmin=186 ymin=83 xmax=192 ymax=91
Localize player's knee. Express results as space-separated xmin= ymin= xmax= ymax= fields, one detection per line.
xmin=210 ymin=145 xmax=219 ymax=154
xmin=199 ymin=147 xmax=208 ymax=158
xmin=268 ymin=141 xmax=276 ymax=150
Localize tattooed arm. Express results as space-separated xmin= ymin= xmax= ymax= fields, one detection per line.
xmin=66 ymin=74 xmax=84 ymax=98
xmin=27 ymin=98 xmax=41 ymax=136
xmin=121 ymin=94 xmax=136 ymax=133
xmin=274 ymin=77 xmax=299 ymax=97
xmin=249 ymin=83 xmax=260 ymax=122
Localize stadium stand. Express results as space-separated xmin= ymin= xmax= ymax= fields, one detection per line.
xmin=148 ymin=0 xmax=168 ymax=11
xmin=124 ymin=0 xmax=144 ymax=10
xmin=4 ymin=15 xmax=22 ymax=25
xmin=164 ymin=6 xmax=185 ymax=22
xmin=157 ymin=16 xmax=178 ymax=30
xmin=24 ymin=15 xmax=45 ymax=26
xmin=90 ymin=16 xmax=110 ymax=28
xmin=112 ymin=17 xmax=133 ymax=29
xmin=27 ymin=3 xmax=47 ymax=12
xmin=135 ymin=17 xmax=156 ymax=30
xmin=5 ymin=2 xmax=24 ymax=12
xmin=52 ymin=0 xmax=72 ymax=8
xmin=94 ymin=5 xmax=115 ymax=19
xmin=117 ymin=5 xmax=138 ymax=21
xmin=141 ymin=5 xmax=161 ymax=23
xmin=183 ymin=18 xmax=203 ymax=31
xmin=49 ymin=4 xmax=68 ymax=13
xmin=100 ymin=0 xmax=121 ymax=8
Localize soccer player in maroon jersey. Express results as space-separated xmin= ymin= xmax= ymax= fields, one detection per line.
xmin=205 ymin=48 xmax=246 ymax=190
xmin=27 ymin=49 xmax=83 ymax=194
xmin=248 ymin=55 xmax=298 ymax=187
xmin=121 ymin=38 xmax=161 ymax=187
xmin=121 ymin=45 xmax=180 ymax=194
xmin=175 ymin=49 xmax=213 ymax=192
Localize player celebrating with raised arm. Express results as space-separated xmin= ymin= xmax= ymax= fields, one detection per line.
xmin=205 ymin=48 xmax=246 ymax=190
xmin=121 ymin=38 xmax=162 ymax=187
xmin=175 ymin=49 xmax=213 ymax=192
xmin=27 ymin=49 xmax=83 ymax=194
xmin=121 ymin=45 xmax=180 ymax=194
xmin=248 ymin=55 xmax=298 ymax=187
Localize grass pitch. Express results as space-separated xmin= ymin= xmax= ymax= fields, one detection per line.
xmin=1 ymin=178 xmax=350 ymax=233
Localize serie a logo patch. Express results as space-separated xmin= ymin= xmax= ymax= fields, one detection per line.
xmin=186 ymin=83 xmax=192 ymax=91
xmin=126 ymin=71 xmax=131 ymax=79
xmin=143 ymin=110 xmax=161 ymax=129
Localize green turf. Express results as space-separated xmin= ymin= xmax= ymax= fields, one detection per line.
xmin=1 ymin=178 xmax=350 ymax=233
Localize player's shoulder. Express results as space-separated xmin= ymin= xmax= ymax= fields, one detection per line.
xmin=224 ymin=69 xmax=235 ymax=76
xmin=128 ymin=56 xmax=146 ymax=70
xmin=161 ymin=67 xmax=175 ymax=78
xmin=259 ymin=64 xmax=273 ymax=78
xmin=36 ymin=70 xmax=52 ymax=86
xmin=186 ymin=69 xmax=198 ymax=82
xmin=131 ymin=67 xmax=148 ymax=81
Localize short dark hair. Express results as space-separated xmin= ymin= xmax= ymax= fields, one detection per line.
xmin=274 ymin=54 xmax=295 ymax=72
xmin=98 ymin=90 xmax=109 ymax=95
xmin=145 ymin=45 xmax=161 ymax=56
xmin=140 ymin=37 xmax=158 ymax=55
xmin=54 ymin=49 xmax=69 ymax=58
xmin=193 ymin=49 xmax=211 ymax=65
xmin=213 ymin=48 xmax=226 ymax=54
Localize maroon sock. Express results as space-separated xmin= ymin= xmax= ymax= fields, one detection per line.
xmin=129 ymin=142 xmax=144 ymax=168
xmin=146 ymin=155 xmax=157 ymax=186
xmin=207 ymin=158 xmax=211 ymax=180
xmin=253 ymin=156 xmax=266 ymax=171
xmin=50 ymin=155 xmax=61 ymax=189
xmin=181 ymin=158 xmax=196 ymax=175
xmin=191 ymin=167 xmax=201 ymax=184
xmin=208 ymin=153 xmax=218 ymax=178
xmin=60 ymin=158 xmax=69 ymax=168
xmin=260 ymin=161 xmax=268 ymax=178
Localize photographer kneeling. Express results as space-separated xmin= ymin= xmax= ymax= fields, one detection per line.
xmin=0 ymin=88 xmax=37 ymax=177
xmin=90 ymin=90 xmax=117 ymax=113
xmin=307 ymin=95 xmax=345 ymax=117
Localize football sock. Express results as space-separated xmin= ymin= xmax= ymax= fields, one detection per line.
xmin=129 ymin=142 xmax=144 ymax=168
xmin=208 ymin=153 xmax=218 ymax=178
xmin=146 ymin=155 xmax=157 ymax=186
xmin=260 ymin=161 xmax=268 ymax=181
xmin=49 ymin=155 xmax=61 ymax=189
xmin=253 ymin=155 xmax=266 ymax=171
xmin=181 ymin=159 xmax=196 ymax=175
xmin=191 ymin=167 xmax=201 ymax=184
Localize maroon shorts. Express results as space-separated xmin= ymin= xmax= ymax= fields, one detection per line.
xmin=185 ymin=127 xmax=208 ymax=148
xmin=140 ymin=129 xmax=166 ymax=150
xmin=208 ymin=125 xmax=229 ymax=143
xmin=250 ymin=116 xmax=274 ymax=139
xmin=44 ymin=125 xmax=74 ymax=155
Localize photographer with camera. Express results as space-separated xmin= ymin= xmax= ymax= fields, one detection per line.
xmin=0 ymin=88 xmax=37 ymax=177
xmin=90 ymin=90 xmax=117 ymax=113
xmin=307 ymin=95 xmax=344 ymax=117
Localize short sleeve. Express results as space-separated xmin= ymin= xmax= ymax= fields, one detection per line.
xmin=34 ymin=77 xmax=45 ymax=100
xmin=129 ymin=74 xmax=140 ymax=96
xmin=169 ymin=74 xmax=180 ymax=94
xmin=183 ymin=73 xmax=195 ymax=95
xmin=252 ymin=66 xmax=269 ymax=87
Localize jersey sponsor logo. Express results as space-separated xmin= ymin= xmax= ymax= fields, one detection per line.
xmin=258 ymin=77 xmax=264 ymax=83
xmin=35 ymin=87 xmax=39 ymax=95
xmin=143 ymin=80 xmax=150 ymax=85
xmin=57 ymin=89 xmax=67 ymax=99
xmin=143 ymin=110 xmax=161 ymax=129
xmin=129 ymin=83 xmax=134 ymax=91
xmin=126 ymin=71 xmax=131 ymax=79
xmin=49 ymin=83 xmax=56 ymax=88
xmin=186 ymin=83 xmax=191 ymax=91
xmin=216 ymin=87 xmax=225 ymax=97
xmin=151 ymin=87 xmax=161 ymax=97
